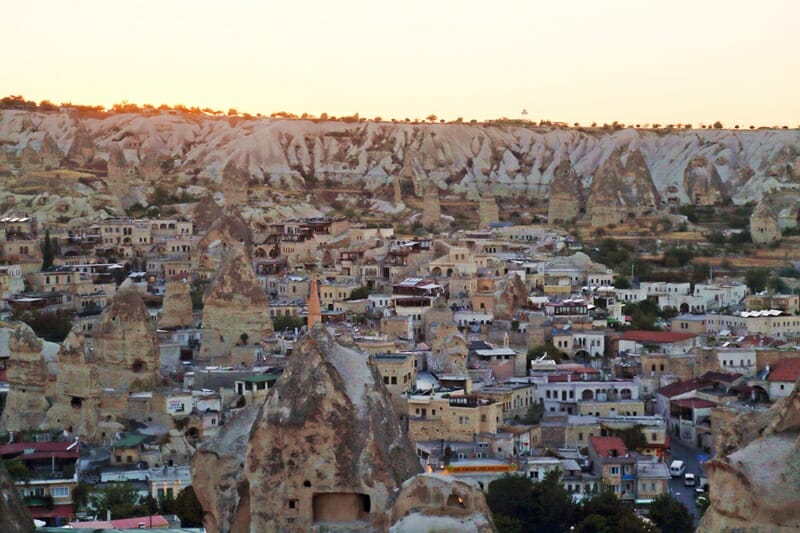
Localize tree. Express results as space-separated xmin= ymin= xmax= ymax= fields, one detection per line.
xmin=522 ymin=402 xmax=544 ymax=425
xmin=613 ymin=275 xmax=631 ymax=289
xmin=647 ymin=493 xmax=693 ymax=533
xmin=744 ymin=268 xmax=771 ymax=293
xmin=173 ymin=486 xmax=204 ymax=527
xmin=272 ymin=314 xmax=305 ymax=331
xmin=713 ymin=120 xmax=723 ymax=129
xmin=527 ymin=342 xmax=568 ymax=367
xmin=90 ymin=482 xmax=145 ymax=519
xmin=616 ymin=425 xmax=648 ymax=451
xmin=41 ymin=229 xmax=55 ymax=269
xmin=426 ymin=114 xmax=438 ymax=122
xmin=348 ymin=286 xmax=371 ymax=300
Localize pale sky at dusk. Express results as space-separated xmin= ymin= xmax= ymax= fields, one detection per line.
xmin=3 ymin=0 xmax=799 ymax=126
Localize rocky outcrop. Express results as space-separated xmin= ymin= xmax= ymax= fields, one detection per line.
xmin=684 ymin=156 xmax=724 ymax=206
xmin=192 ymin=325 xmax=495 ymax=532
xmin=245 ymin=325 xmax=422 ymax=531
xmin=389 ymin=475 xmax=494 ymax=533
xmin=4 ymin=110 xmax=800 ymax=223
xmin=159 ymin=278 xmax=194 ymax=329
xmin=192 ymin=404 xmax=259 ymax=533
xmin=0 ymin=322 xmax=50 ymax=432
xmin=421 ymin=182 xmax=442 ymax=229
xmin=588 ymin=148 xmax=660 ymax=227
xmin=41 ymin=330 xmax=102 ymax=439
xmin=198 ymin=244 xmax=272 ymax=365
xmin=90 ymin=286 xmax=160 ymax=390
xmin=750 ymin=200 xmax=782 ymax=246
xmin=547 ymin=153 xmax=584 ymax=224
xmin=0 ymin=461 xmax=34 ymax=533
xmin=698 ymin=378 xmax=800 ymax=532
xmin=194 ymin=208 xmax=253 ymax=277
xmin=478 ymin=188 xmax=499 ymax=228
xmin=492 ymin=274 xmax=529 ymax=321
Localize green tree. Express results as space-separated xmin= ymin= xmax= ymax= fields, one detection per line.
xmin=90 ymin=482 xmax=145 ymax=519
xmin=487 ymin=471 xmax=578 ymax=533
xmin=616 ymin=425 xmax=648 ymax=451
xmin=348 ymin=286 xmax=371 ymax=300
xmin=41 ymin=229 xmax=55 ymax=269
xmin=527 ymin=341 xmax=568 ymax=367
xmin=173 ymin=486 xmax=204 ymax=527
xmin=11 ymin=309 xmax=74 ymax=342
xmin=72 ymin=481 xmax=92 ymax=511
xmin=272 ymin=314 xmax=306 ymax=331
xmin=647 ymin=493 xmax=693 ymax=533
xmin=744 ymin=268 xmax=771 ymax=293
xmin=522 ymin=402 xmax=544 ymax=425
xmin=613 ymin=275 xmax=631 ymax=289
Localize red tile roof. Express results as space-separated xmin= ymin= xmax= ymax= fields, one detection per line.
xmin=656 ymin=378 xmax=710 ymax=398
xmin=70 ymin=515 xmax=170 ymax=529
xmin=620 ymin=331 xmax=697 ymax=344
xmin=767 ymin=358 xmax=800 ymax=382
xmin=589 ymin=436 xmax=628 ymax=458
xmin=670 ymin=398 xmax=717 ymax=409
xmin=0 ymin=440 xmax=80 ymax=460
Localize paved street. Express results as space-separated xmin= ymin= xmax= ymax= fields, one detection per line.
xmin=668 ymin=438 xmax=707 ymax=527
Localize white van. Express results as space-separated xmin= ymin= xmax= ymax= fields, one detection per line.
xmin=669 ymin=460 xmax=686 ymax=477
xmin=684 ymin=473 xmax=696 ymax=486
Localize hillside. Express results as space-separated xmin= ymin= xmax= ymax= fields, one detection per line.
xmin=1 ymin=109 xmax=798 ymax=225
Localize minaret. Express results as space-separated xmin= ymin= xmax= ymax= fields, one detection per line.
xmin=307 ymin=274 xmax=322 ymax=329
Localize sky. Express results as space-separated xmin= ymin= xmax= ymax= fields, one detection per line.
xmin=2 ymin=0 xmax=799 ymax=126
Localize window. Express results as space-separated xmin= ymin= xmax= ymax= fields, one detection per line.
xmin=578 ymin=432 xmax=583 ymax=441
xmin=51 ymin=487 xmax=69 ymax=498
xmin=391 ymin=376 xmax=397 ymax=385
xmin=609 ymin=466 xmax=620 ymax=475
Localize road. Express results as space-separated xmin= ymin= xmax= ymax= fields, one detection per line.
xmin=668 ymin=438 xmax=706 ymax=527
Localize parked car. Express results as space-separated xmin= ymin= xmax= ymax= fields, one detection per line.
xmin=684 ymin=473 xmax=696 ymax=486
xmin=669 ymin=460 xmax=686 ymax=477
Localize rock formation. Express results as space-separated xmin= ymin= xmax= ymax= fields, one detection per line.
xmin=683 ymin=156 xmax=724 ymax=206
xmin=478 ymin=187 xmax=499 ymax=228
xmin=194 ymin=207 xmax=253 ymax=277
xmin=198 ymin=244 xmax=272 ymax=365
xmin=0 ymin=461 xmax=34 ymax=533
xmin=159 ymin=277 xmax=194 ymax=329
xmin=193 ymin=325 xmax=428 ymax=532
xmin=0 ymin=322 xmax=50 ymax=432
xmin=192 ymin=404 xmax=259 ymax=533
xmin=588 ymin=148 xmax=660 ymax=227
xmin=4 ymin=110 xmax=800 ymax=222
xmin=90 ymin=286 xmax=160 ymax=390
xmin=221 ymin=158 xmax=249 ymax=206
xmin=750 ymin=199 xmax=782 ymax=246
xmin=421 ymin=181 xmax=442 ymax=229
xmin=41 ymin=330 xmax=102 ymax=439
xmin=698 ymin=377 xmax=800 ymax=532
xmin=66 ymin=125 xmax=96 ymax=166
xmin=191 ymin=193 xmax=225 ymax=233
xmin=389 ymin=475 xmax=494 ymax=533
xmin=547 ymin=153 xmax=584 ymax=225
xmin=245 ymin=325 xmax=422 ymax=531
xmin=492 ymin=274 xmax=529 ymax=321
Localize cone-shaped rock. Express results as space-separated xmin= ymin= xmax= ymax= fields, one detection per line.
xmin=0 ymin=322 xmax=49 ymax=432
xmin=548 ymin=153 xmax=584 ymax=224
xmin=159 ymin=278 xmax=194 ymax=329
xmin=91 ymin=286 xmax=160 ymax=390
xmin=245 ymin=325 xmax=422 ymax=531
xmin=198 ymin=244 xmax=272 ymax=365
xmin=41 ymin=330 xmax=102 ymax=439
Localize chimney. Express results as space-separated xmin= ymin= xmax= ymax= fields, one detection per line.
xmin=307 ymin=273 xmax=322 ymax=329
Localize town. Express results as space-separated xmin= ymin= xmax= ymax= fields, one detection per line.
xmin=2 ymin=196 xmax=799 ymax=531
